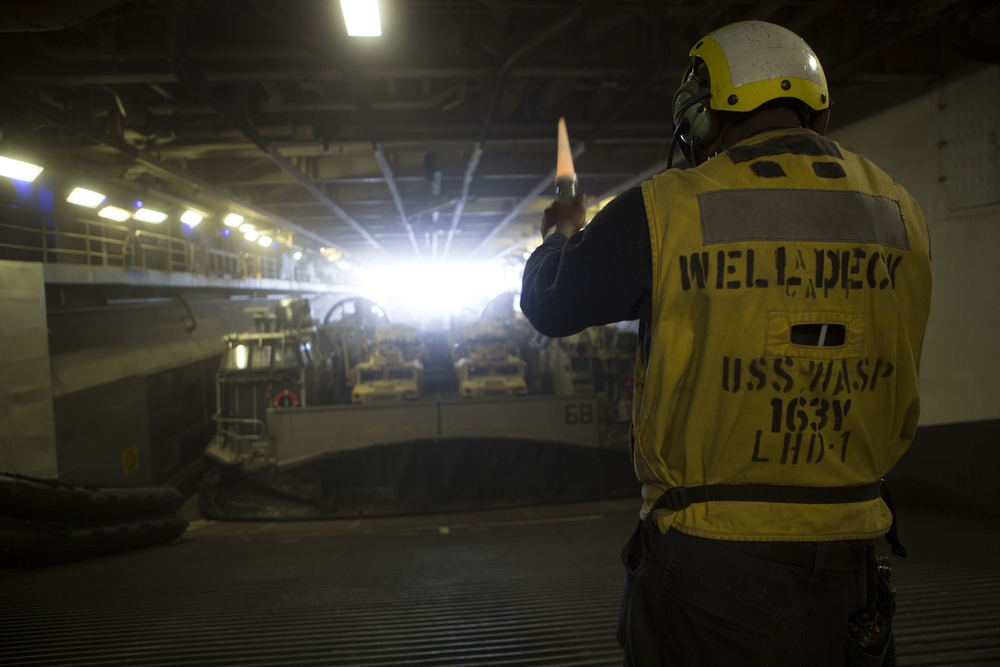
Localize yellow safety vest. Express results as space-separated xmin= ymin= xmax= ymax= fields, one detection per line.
xmin=637 ymin=128 xmax=932 ymax=541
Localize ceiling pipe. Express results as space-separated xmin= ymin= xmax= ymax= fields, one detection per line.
xmin=374 ymin=143 xmax=421 ymax=257
xmin=0 ymin=82 xmax=349 ymax=257
xmin=275 ymin=85 xmax=463 ymax=114
xmin=5 ymin=65 xmax=655 ymax=88
xmin=476 ymin=7 xmax=585 ymax=148
xmin=440 ymin=6 xmax=584 ymax=260
xmin=583 ymin=56 xmax=667 ymax=147
xmin=168 ymin=2 xmax=389 ymax=256
xmin=0 ymin=0 xmax=127 ymax=33
xmin=333 ymin=66 xmax=422 ymax=259
xmin=110 ymin=85 xmax=463 ymax=117
xmin=440 ymin=145 xmax=483 ymax=259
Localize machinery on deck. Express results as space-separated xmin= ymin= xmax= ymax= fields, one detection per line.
xmin=202 ymin=294 xmax=639 ymax=518
xmin=208 ymin=299 xmax=335 ymax=471
xmin=350 ymin=324 xmax=424 ymax=403
xmin=454 ymin=320 xmax=528 ymax=398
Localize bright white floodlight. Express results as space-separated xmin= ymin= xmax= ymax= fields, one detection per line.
xmin=132 ymin=208 xmax=168 ymax=223
xmin=66 ymin=187 xmax=106 ymax=208
xmin=0 ymin=156 xmax=44 ymax=183
xmin=181 ymin=210 xmax=204 ymax=227
xmin=98 ymin=206 xmax=132 ymax=222
xmin=340 ymin=0 xmax=381 ymax=36
xmin=224 ymin=213 xmax=244 ymax=227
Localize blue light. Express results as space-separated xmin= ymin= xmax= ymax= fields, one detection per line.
xmin=221 ymin=228 xmax=231 ymax=237
xmin=134 ymin=200 xmax=143 ymax=208
xmin=13 ymin=178 xmax=33 ymax=201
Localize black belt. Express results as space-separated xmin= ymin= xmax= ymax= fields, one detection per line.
xmin=650 ymin=480 xmax=883 ymax=513
xmin=649 ymin=479 xmax=906 ymax=557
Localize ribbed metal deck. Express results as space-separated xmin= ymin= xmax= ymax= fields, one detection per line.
xmin=2 ymin=501 xmax=998 ymax=666
xmin=892 ymin=561 xmax=1000 ymax=665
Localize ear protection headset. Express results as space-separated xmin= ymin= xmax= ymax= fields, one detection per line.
xmin=672 ymin=74 xmax=712 ymax=147
xmin=669 ymin=59 xmax=716 ymax=168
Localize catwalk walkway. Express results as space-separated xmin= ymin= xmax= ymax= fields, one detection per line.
xmin=2 ymin=499 xmax=998 ymax=666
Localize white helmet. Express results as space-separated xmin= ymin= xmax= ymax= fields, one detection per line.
xmin=671 ymin=21 xmax=831 ymax=165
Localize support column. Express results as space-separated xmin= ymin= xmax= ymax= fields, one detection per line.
xmin=0 ymin=260 xmax=58 ymax=477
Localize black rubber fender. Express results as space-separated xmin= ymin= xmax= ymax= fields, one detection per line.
xmin=0 ymin=514 xmax=188 ymax=567
xmin=0 ymin=472 xmax=183 ymax=522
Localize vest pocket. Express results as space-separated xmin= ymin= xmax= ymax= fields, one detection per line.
xmin=767 ymin=311 xmax=866 ymax=360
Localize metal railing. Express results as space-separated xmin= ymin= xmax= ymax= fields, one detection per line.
xmin=0 ymin=216 xmax=130 ymax=267
xmin=134 ymin=229 xmax=193 ymax=273
xmin=0 ymin=214 xmax=291 ymax=281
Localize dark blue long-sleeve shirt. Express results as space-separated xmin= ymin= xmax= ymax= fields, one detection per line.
xmin=519 ymin=186 xmax=653 ymax=337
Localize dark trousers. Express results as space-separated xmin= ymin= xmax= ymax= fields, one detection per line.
xmin=617 ymin=521 xmax=891 ymax=666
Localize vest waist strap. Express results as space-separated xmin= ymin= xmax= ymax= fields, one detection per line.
xmin=652 ymin=481 xmax=884 ymax=513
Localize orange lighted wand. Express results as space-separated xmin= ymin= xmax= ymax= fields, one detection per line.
xmin=555 ymin=117 xmax=577 ymax=203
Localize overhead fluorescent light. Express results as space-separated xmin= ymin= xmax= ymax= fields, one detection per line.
xmin=340 ymin=0 xmax=381 ymax=36
xmin=257 ymin=235 xmax=273 ymax=247
xmin=98 ymin=205 xmax=132 ymax=222
xmin=133 ymin=208 xmax=168 ymax=223
xmin=239 ymin=223 xmax=255 ymax=233
xmin=66 ymin=187 xmax=106 ymax=208
xmin=0 ymin=156 xmax=44 ymax=183
xmin=224 ymin=213 xmax=244 ymax=227
xmin=244 ymin=230 xmax=260 ymax=242
xmin=181 ymin=210 xmax=204 ymax=227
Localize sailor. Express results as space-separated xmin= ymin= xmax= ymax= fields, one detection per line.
xmin=521 ymin=21 xmax=932 ymax=666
